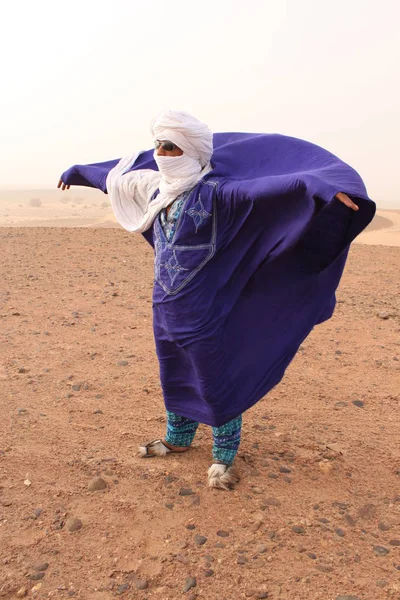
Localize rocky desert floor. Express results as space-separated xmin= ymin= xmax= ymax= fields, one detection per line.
xmin=1 ymin=227 xmax=400 ymax=600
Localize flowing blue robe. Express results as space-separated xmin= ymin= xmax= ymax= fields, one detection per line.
xmin=60 ymin=133 xmax=375 ymax=426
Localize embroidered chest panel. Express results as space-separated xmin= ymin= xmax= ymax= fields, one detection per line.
xmin=153 ymin=181 xmax=218 ymax=296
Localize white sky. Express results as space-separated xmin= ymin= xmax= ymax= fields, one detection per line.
xmin=1 ymin=0 xmax=399 ymax=207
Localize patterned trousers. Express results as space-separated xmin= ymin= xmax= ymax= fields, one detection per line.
xmin=165 ymin=411 xmax=242 ymax=465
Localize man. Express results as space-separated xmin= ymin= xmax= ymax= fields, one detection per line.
xmin=58 ymin=110 xmax=375 ymax=490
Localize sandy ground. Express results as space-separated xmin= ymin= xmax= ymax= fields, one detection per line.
xmin=0 ymin=200 xmax=400 ymax=599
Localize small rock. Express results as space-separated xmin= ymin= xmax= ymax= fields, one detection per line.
xmin=318 ymin=461 xmax=333 ymax=474
xmin=32 ymin=562 xmax=48 ymax=571
xmin=389 ymin=539 xmax=400 ymax=546
xmin=194 ymin=535 xmax=207 ymax=546
xmin=336 ymin=596 xmax=361 ymax=600
xmin=187 ymin=594 xmax=197 ymax=600
xmin=117 ymin=360 xmax=129 ymax=367
xmin=255 ymin=594 xmax=269 ymax=600
xmin=28 ymin=572 xmax=45 ymax=581
xmin=335 ymin=528 xmax=345 ymax=537
xmin=263 ymin=497 xmax=281 ymax=507
xmin=344 ymin=514 xmax=356 ymax=526
xmin=116 ymin=583 xmax=130 ymax=594
xmin=279 ymin=466 xmax=291 ymax=473
xmin=88 ymin=477 xmax=107 ymax=491
xmin=378 ymin=521 xmax=391 ymax=531
xmin=315 ymin=564 xmax=333 ymax=573
xmin=31 ymin=583 xmax=43 ymax=593
xmin=71 ymin=383 xmax=82 ymax=391
xmin=134 ymin=579 xmax=148 ymax=590
xmin=16 ymin=588 xmax=28 ymax=598
xmin=307 ymin=552 xmax=317 ymax=559
xmin=352 ymin=400 xmax=364 ymax=408
xmin=358 ymin=503 xmax=377 ymax=519
xmin=257 ymin=544 xmax=268 ymax=554
xmin=179 ymin=488 xmax=194 ymax=496
xmin=18 ymin=368 xmax=27 ymax=373
xmin=237 ymin=555 xmax=248 ymax=565
xmin=216 ymin=530 xmax=230 ymax=537
xmin=183 ymin=577 xmax=197 ymax=592
xmin=252 ymin=486 xmax=264 ymax=494
xmin=267 ymin=473 xmax=278 ymax=479
xmin=373 ymin=545 xmax=389 ymax=557
xmin=186 ymin=523 xmax=196 ymax=530
xmin=291 ymin=526 xmax=305 ymax=535
xmin=376 ymin=579 xmax=387 ymax=588
xmin=378 ymin=311 xmax=390 ymax=319
xmin=66 ymin=517 xmax=82 ymax=532
xmin=204 ymin=569 xmax=214 ymax=577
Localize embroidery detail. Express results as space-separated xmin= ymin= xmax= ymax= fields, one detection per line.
xmin=185 ymin=198 xmax=212 ymax=233
xmin=162 ymin=251 xmax=189 ymax=285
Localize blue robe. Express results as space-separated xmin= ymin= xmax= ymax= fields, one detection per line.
xmin=60 ymin=133 xmax=375 ymax=426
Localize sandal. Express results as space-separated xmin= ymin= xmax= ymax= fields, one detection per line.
xmin=138 ymin=439 xmax=190 ymax=458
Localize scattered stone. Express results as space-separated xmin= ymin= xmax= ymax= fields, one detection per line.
xmin=335 ymin=528 xmax=345 ymax=537
xmin=373 ymin=545 xmax=390 ymax=557
xmin=378 ymin=521 xmax=391 ymax=531
xmin=376 ymin=579 xmax=387 ymax=588
xmin=179 ymin=488 xmax=194 ymax=496
xmin=335 ymin=596 xmax=361 ymax=600
xmin=18 ymin=408 xmax=28 ymax=415
xmin=250 ymin=520 xmax=263 ymax=533
xmin=94 ymin=409 xmax=103 ymax=414
xmin=335 ymin=401 xmax=348 ymax=407
xmin=165 ymin=503 xmax=174 ymax=510
xmin=184 ymin=577 xmax=197 ymax=592
xmin=257 ymin=544 xmax=268 ymax=554
xmin=263 ymin=497 xmax=281 ymax=507
xmin=291 ymin=526 xmax=305 ymax=535
xmin=194 ymin=535 xmax=207 ymax=546
xmin=307 ymin=552 xmax=317 ymax=559
xmin=378 ymin=311 xmax=390 ymax=319
xmin=332 ymin=501 xmax=348 ymax=511
xmin=28 ymin=572 xmax=45 ymax=581
xmin=344 ymin=514 xmax=356 ymax=526
xmin=134 ymin=579 xmax=148 ymax=590
xmin=318 ymin=518 xmax=329 ymax=523
xmin=279 ymin=466 xmax=291 ymax=473
xmin=186 ymin=523 xmax=196 ymax=530
xmin=18 ymin=368 xmax=27 ymax=373
xmin=71 ymin=383 xmax=82 ymax=392
xmin=352 ymin=400 xmax=364 ymax=408
xmin=32 ymin=562 xmax=48 ymax=571
xmin=116 ymin=583 xmax=130 ymax=594
xmin=204 ymin=569 xmax=214 ymax=577
xmin=164 ymin=474 xmax=177 ymax=484
xmin=255 ymin=594 xmax=269 ymax=599
xmin=187 ymin=595 xmax=197 ymax=600
xmin=88 ymin=477 xmax=107 ymax=491
xmin=267 ymin=473 xmax=278 ymax=479
xmin=315 ymin=564 xmax=333 ymax=573
xmin=252 ymin=487 xmax=264 ymax=494
xmin=237 ymin=555 xmax=248 ymax=565
xmin=358 ymin=503 xmax=377 ymax=519
xmin=217 ymin=530 xmax=230 ymax=537
xmin=389 ymin=539 xmax=400 ymax=546
xmin=66 ymin=517 xmax=82 ymax=532
xmin=318 ymin=461 xmax=333 ymax=474
xmin=16 ymin=588 xmax=28 ymax=598
xmin=117 ymin=360 xmax=129 ymax=367
xmin=214 ymin=542 xmax=226 ymax=548
xmin=31 ymin=583 xmax=43 ymax=593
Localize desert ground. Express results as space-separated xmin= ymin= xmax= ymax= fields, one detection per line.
xmin=1 ymin=192 xmax=400 ymax=600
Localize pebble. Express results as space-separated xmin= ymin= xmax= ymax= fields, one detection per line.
xmin=373 ymin=545 xmax=390 ymax=556
xmin=66 ymin=517 xmax=82 ymax=532
xmin=237 ymin=555 xmax=248 ymax=565
xmin=291 ymin=526 xmax=305 ymax=535
xmin=204 ymin=569 xmax=214 ymax=577
xmin=194 ymin=535 xmax=207 ymax=546
xmin=214 ymin=542 xmax=226 ymax=548
xmin=88 ymin=477 xmax=107 ymax=491
xmin=31 ymin=583 xmax=43 ymax=593
xmin=16 ymin=588 xmax=28 ymax=598
xmin=186 ymin=524 xmax=196 ymax=530
xmin=116 ymin=583 xmax=130 ymax=594
xmin=183 ymin=577 xmax=197 ymax=592
xmin=252 ymin=487 xmax=264 ymax=494
xmin=376 ymin=579 xmax=387 ymax=588
xmin=267 ymin=473 xmax=278 ymax=479
xmin=32 ymin=562 xmax=48 ymax=571
xmin=336 ymin=596 xmax=361 ymax=600
xmin=378 ymin=311 xmax=390 ymax=319
xmin=257 ymin=544 xmax=268 ymax=554
xmin=344 ymin=514 xmax=356 ymax=526
xmin=263 ymin=497 xmax=281 ymax=507
xmin=352 ymin=400 xmax=364 ymax=408
xmin=179 ymin=488 xmax=194 ymax=496
xmin=217 ymin=530 xmax=230 ymax=537
xmin=255 ymin=594 xmax=269 ymax=599
xmin=389 ymin=539 xmax=400 ymax=546
xmin=134 ymin=579 xmax=148 ymax=590
xmin=117 ymin=360 xmax=129 ymax=366
xmin=315 ymin=564 xmax=333 ymax=573
xmin=279 ymin=466 xmax=291 ymax=473
xmin=378 ymin=521 xmax=391 ymax=531
xmin=187 ymin=594 xmax=197 ymax=600
xmin=335 ymin=528 xmax=345 ymax=537
xmin=307 ymin=552 xmax=317 ymax=559
xmin=28 ymin=572 xmax=45 ymax=581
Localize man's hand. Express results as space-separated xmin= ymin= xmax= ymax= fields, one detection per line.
xmin=335 ymin=192 xmax=359 ymax=211
xmin=57 ymin=179 xmax=70 ymax=191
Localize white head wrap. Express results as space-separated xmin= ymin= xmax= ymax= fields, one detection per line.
xmin=106 ymin=110 xmax=213 ymax=233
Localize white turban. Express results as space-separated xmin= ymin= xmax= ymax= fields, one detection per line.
xmin=151 ymin=110 xmax=213 ymax=168
xmin=106 ymin=110 xmax=213 ymax=233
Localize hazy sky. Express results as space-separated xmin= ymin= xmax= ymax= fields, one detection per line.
xmin=2 ymin=0 xmax=399 ymax=207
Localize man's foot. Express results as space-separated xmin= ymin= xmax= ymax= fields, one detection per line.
xmin=138 ymin=439 xmax=190 ymax=458
xmin=208 ymin=463 xmax=240 ymax=490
